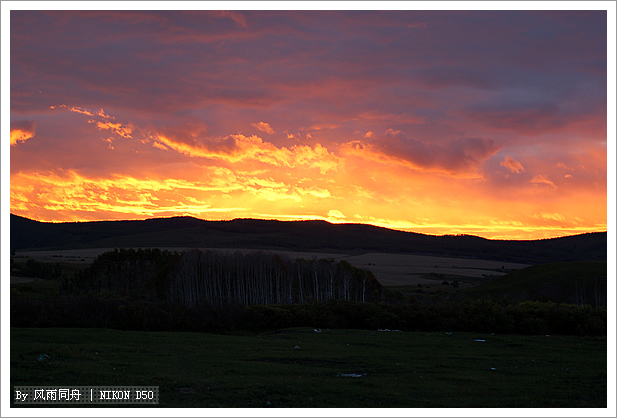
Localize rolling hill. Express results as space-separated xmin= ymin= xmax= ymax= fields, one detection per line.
xmin=464 ymin=261 xmax=608 ymax=306
xmin=10 ymin=214 xmax=607 ymax=265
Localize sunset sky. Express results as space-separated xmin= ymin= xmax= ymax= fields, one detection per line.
xmin=5 ymin=4 xmax=614 ymax=240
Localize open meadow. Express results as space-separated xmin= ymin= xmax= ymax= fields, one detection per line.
xmin=10 ymin=327 xmax=606 ymax=408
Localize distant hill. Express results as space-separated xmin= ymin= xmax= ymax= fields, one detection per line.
xmin=10 ymin=214 xmax=607 ymax=265
xmin=464 ymin=261 xmax=607 ymax=306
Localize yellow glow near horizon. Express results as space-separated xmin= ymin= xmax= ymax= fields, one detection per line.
xmin=9 ymin=167 xmax=607 ymax=240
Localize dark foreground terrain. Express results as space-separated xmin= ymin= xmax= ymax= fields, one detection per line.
xmin=10 ymin=216 xmax=608 ymax=409
xmin=11 ymin=327 xmax=606 ymax=408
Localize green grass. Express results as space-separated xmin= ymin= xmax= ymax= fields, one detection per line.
xmin=11 ymin=327 xmax=606 ymax=408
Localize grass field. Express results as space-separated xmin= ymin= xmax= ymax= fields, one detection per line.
xmin=10 ymin=327 xmax=606 ymax=408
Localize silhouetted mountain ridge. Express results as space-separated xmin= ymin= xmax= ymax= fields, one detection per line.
xmin=10 ymin=214 xmax=607 ymax=264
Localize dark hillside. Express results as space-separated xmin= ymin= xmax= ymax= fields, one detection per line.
xmin=10 ymin=214 xmax=607 ymax=265
xmin=10 ymin=215 xmax=204 ymax=250
xmin=464 ymin=261 xmax=607 ymax=306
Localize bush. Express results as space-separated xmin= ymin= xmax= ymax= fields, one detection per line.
xmin=11 ymin=284 xmax=607 ymax=336
xmin=461 ymin=298 xmax=508 ymax=333
xmin=243 ymin=305 xmax=294 ymax=331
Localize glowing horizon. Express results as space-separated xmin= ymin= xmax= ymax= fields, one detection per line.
xmin=8 ymin=9 xmax=609 ymax=241
xmin=10 ymin=209 xmax=606 ymax=242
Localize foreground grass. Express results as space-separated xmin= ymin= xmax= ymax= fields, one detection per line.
xmin=11 ymin=327 xmax=606 ymax=408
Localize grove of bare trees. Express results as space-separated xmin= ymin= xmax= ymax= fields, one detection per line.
xmin=68 ymin=248 xmax=382 ymax=309
xmin=165 ymin=250 xmax=382 ymax=308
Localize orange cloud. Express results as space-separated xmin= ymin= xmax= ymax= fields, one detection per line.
xmin=10 ymin=120 xmax=36 ymax=145
xmin=10 ymin=165 xmax=342 ymax=222
xmin=327 ymin=209 xmax=346 ymax=221
xmin=51 ymin=105 xmax=116 ymax=120
xmin=534 ymin=212 xmax=566 ymax=223
xmin=251 ymin=122 xmax=275 ymax=134
xmin=531 ymin=174 xmax=557 ymax=189
xmin=93 ymin=121 xmax=134 ymax=138
xmin=301 ymin=122 xmax=341 ymax=131
xmin=68 ymin=106 xmax=95 ymax=116
xmin=500 ymin=156 xmax=525 ymax=173
xmin=9 ymin=169 xmax=251 ymax=220
xmin=156 ymin=129 xmax=340 ymax=174
xmin=50 ymin=105 xmax=134 ymax=142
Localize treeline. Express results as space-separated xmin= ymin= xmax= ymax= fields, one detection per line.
xmin=64 ymin=248 xmax=177 ymax=300
xmin=10 ymin=289 xmax=606 ymax=336
xmin=12 ymin=248 xmax=606 ymax=336
xmin=64 ymin=248 xmax=382 ymax=307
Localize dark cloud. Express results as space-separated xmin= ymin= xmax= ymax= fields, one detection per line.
xmin=351 ymin=133 xmax=500 ymax=174
xmin=10 ymin=10 xmax=606 ymax=126
xmin=412 ymin=67 xmax=497 ymax=90
xmin=464 ymin=100 xmax=565 ymax=134
xmin=10 ymin=119 xmax=36 ymax=134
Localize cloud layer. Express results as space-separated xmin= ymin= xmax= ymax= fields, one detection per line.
xmin=9 ymin=9 xmax=608 ymax=239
